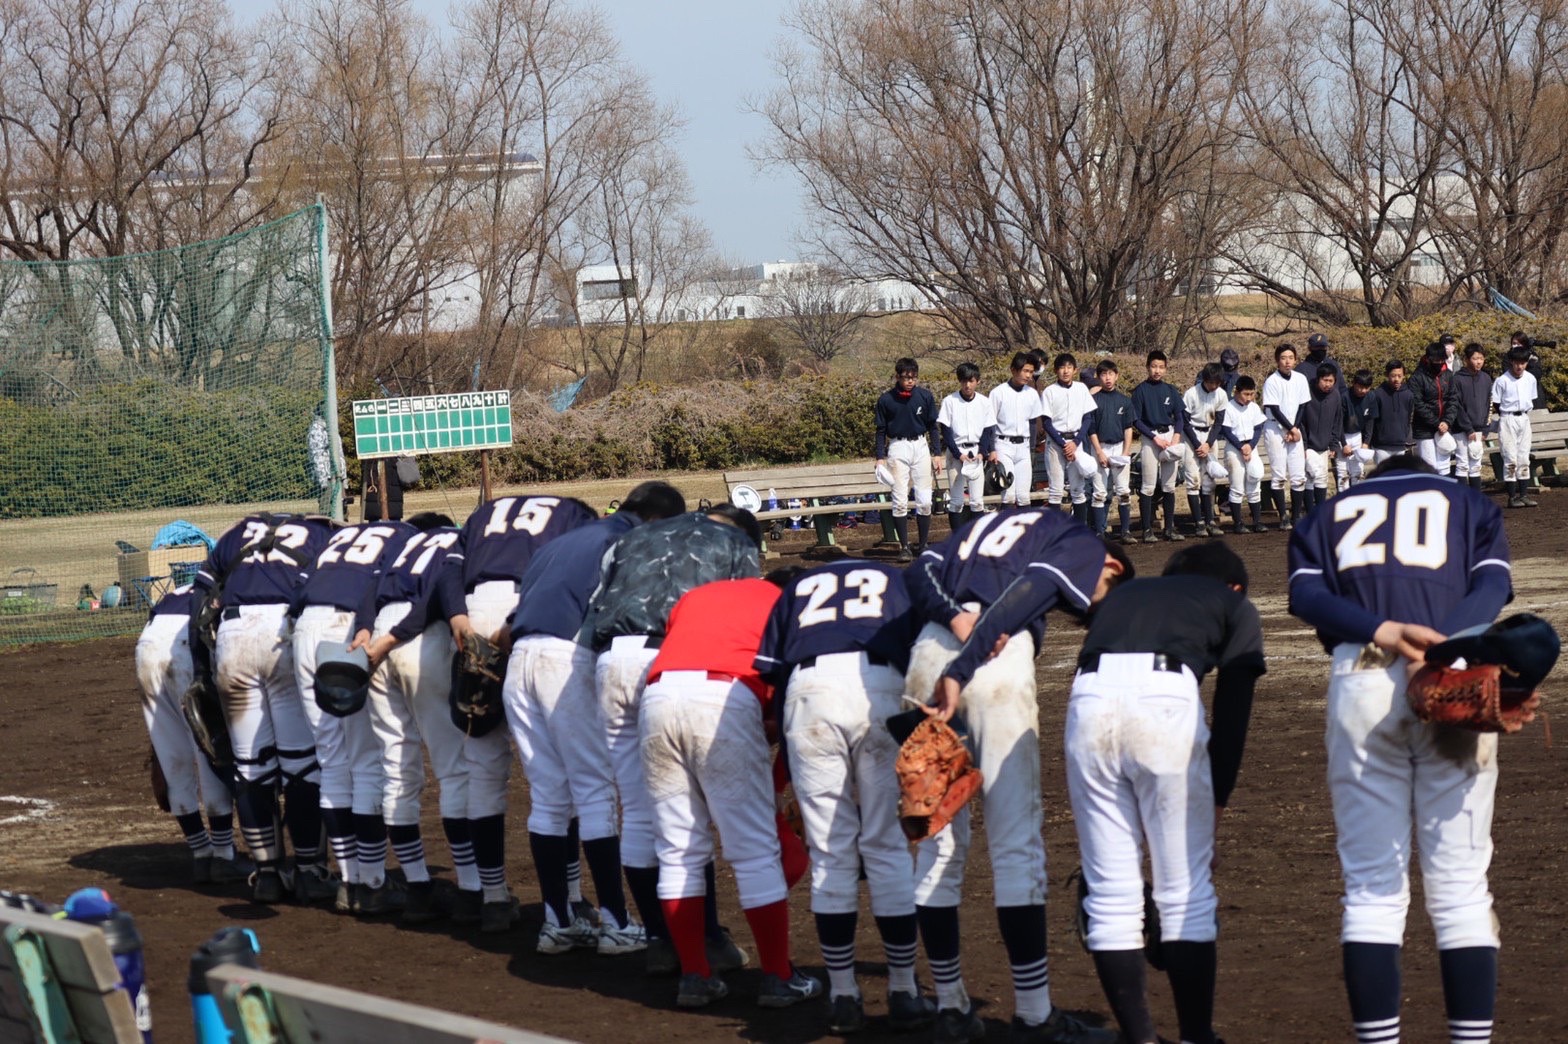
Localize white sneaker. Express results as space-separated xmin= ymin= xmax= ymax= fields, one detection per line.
xmin=597 ymin=916 xmax=648 ymax=956
xmin=537 ymin=914 xmax=599 ymax=955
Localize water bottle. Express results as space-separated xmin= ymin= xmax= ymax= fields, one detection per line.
xmin=63 ymin=888 xmax=150 ymax=1042
xmin=767 ymin=487 xmax=779 ymax=512
xmin=788 ymin=498 xmax=804 ymax=529
xmin=189 ymin=927 xmax=261 ymax=1043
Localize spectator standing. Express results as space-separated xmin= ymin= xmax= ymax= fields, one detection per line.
xmin=1452 ymin=344 xmax=1494 ymax=493
xmin=874 ymin=358 xmax=943 ymax=560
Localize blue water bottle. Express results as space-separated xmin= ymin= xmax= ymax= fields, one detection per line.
xmin=189 ymin=927 xmax=261 ymax=1043
xmin=63 ymin=888 xmax=150 ymax=1042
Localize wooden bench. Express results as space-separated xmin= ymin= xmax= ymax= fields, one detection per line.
xmin=724 ymin=461 xmax=949 ymax=552
xmin=0 ymin=904 xmax=141 ymax=1043
xmin=205 ymin=963 xmax=567 ymax=1044
xmin=1484 ymin=409 xmax=1568 ymax=485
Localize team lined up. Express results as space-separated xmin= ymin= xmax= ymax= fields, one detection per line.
xmin=874 ymin=332 xmax=1544 ymax=553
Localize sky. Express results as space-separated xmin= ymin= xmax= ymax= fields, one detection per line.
xmin=386 ymin=0 xmax=808 ymax=263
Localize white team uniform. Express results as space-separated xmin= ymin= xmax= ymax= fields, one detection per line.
xmin=1261 ymin=369 xmax=1310 ymax=493
xmin=938 ymin=390 xmax=997 ymax=515
xmin=1219 ymin=401 xmax=1266 ymax=504
xmin=1182 ymin=384 xmax=1228 ymax=495
xmin=134 ymin=606 xmax=232 ymax=818
xmin=1491 ymin=370 xmax=1538 ymax=482
xmin=990 ymin=381 xmax=1044 ymax=507
xmin=294 ymin=606 xmax=384 ymax=819
xmin=595 ymin=636 xmax=660 ymax=869
xmin=461 ymin=581 xmax=519 ymax=819
xmin=1040 ymin=381 xmax=1098 ymax=506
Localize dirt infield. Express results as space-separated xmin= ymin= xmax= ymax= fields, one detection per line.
xmin=3 ymin=499 xmax=1567 ymax=1042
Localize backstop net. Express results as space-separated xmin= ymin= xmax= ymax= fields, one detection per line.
xmin=0 ymin=204 xmax=343 ymax=643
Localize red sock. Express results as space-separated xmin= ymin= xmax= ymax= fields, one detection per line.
xmin=743 ymin=899 xmax=792 ymax=980
xmin=661 ymin=897 xmax=709 ymax=976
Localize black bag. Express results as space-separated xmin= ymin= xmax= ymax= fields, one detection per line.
xmin=394 ymin=455 xmax=421 ymax=486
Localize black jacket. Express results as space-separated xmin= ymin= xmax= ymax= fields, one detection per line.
xmin=1369 ymin=383 xmax=1414 ymax=450
xmin=1408 ymin=363 xmax=1459 ymax=440
xmin=1451 ymin=368 xmax=1494 ymax=433
xmin=1299 ymin=386 xmax=1345 ymax=453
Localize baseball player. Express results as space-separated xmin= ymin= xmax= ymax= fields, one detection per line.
xmin=990 ymin=353 xmax=1045 ymax=509
xmin=874 ymin=357 xmax=943 ymax=560
xmin=134 ymin=585 xmax=246 ymax=885
xmin=753 ymin=560 xmax=937 ymax=1034
xmin=1067 ymin=542 xmax=1265 ymax=1044
xmin=1132 ymin=350 xmax=1201 ymax=543
xmin=191 ymin=513 xmax=339 ymax=904
xmin=640 ymin=573 xmax=824 ymax=1010
xmin=937 ymin=362 xmax=998 ymax=530
xmin=350 ymin=514 xmax=469 ymax=924
xmin=1261 ymin=343 xmax=1310 ymax=528
xmin=579 ymin=504 xmax=762 ymax=975
xmin=1297 ymin=366 xmax=1345 ymax=513
xmin=1182 ymin=364 xmax=1229 ymax=537
xmin=1217 ymin=376 xmax=1267 ymax=533
xmin=1368 ymin=360 xmax=1414 ymax=463
xmin=1492 ymin=344 xmax=1540 ymax=508
xmin=1041 ymin=353 xmax=1098 ymax=525
xmin=905 ymin=509 xmax=1132 ymax=1042
xmin=438 ymin=493 xmax=598 ymax=931
xmin=506 ymin=481 xmax=687 ymax=955
xmin=1452 ymin=344 xmax=1493 ymax=493
xmin=293 ymin=518 xmax=418 ymax=914
xmin=1339 ymin=370 xmax=1379 ymax=491
xmin=1288 ymin=455 xmax=1513 ymax=1044
xmin=1409 ymin=342 xmax=1460 ymax=475
xmin=1087 ymin=359 xmax=1135 ymax=542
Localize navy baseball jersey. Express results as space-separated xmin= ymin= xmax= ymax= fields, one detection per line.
xmin=150 ymin=584 xmax=197 ymax=620
xmin=1131 ymin=379 xmax=1188 ymax=437
xmin=194 ymin=514 xmax=339 ymax=608
xmin=753 ymin=559 xmax=920 ymax=689
xmin=1090 ymin=389 xmax=1134 ymax=446
xmin=437 ymin=495 xmax=597 ymax=619
xmin=360 ymin=526 xmax=463 ymax=642
xmin=907 ymin=507 xmax=1108 ymax=685
xmin=1288 ymin=470 xmax=1512 ymax=648
xmin=511 ymin=512 xmax=639 ymax=641
xmin=296 ymin=521 xmax=416 ymax=614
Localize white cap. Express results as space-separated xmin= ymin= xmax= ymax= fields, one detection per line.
xmin=1436 ymin=432 xmax=1457 ymax=455
xmin=874 ymin=463 xmax=896 ymax=487
xmin=1355 ymin=447 xmax=1375 ymax=464
xmin=1207 ymin=458 xmax=1229 ymax=481
xmin=1159 ymin=445 xmax=1184 ymax=463
xmin=1073 ymin=452 xmax=1099 ymax=480
xmin=1108 ymin=454 xmax=1132 ymax=468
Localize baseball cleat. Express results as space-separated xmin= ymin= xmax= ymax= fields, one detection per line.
xmin=933 ymin=1006 xmax=985 ymax=1043
xmin=887 ymin=990 xmax=937 ymax=1030
xmin=897 ymin=546 xmax=914 ymax=563
xmin=450 ymin=889 xmax=483 ymax=925
xmin=644 ymin=936 xmax=679 ymax=975
xmin=480 ymin=895 xmax=522 ymax=935
xmin=203 ymin=854 xmax=253 ymax=885
xmin=192 ymin=855 xmax=213 ymax=885
xmin=597 ymin=916 xmax=649 ymax=956
xmin=334 ymin=880 xmax=357 ymax=915
xmin=536 ymin=912 xmax=596 ymax=952
xmin=356 ymin=879 xmax=407 ymax=916
xmin=828 ymin=992 xmax=866 ymax=1034
xmin=1009 ymin=1007 xmax=1119 ymax=1043
xmin=676 ymin=972 xmax=730 ymax=1008
xmin=401 ymin=880 xmax=438 ymax=924
xmin=292 ymin=864 xmax=339 ymax=905
xmin=249 ymin=868 xmax=286 ymax=905
xmin=707 ymin=928 xmax=750 ymax=972
xmin=757 ymin=966 xmax=824 ymax=1008
xmin=1163 ymin=529 xmax=1185 ymax=542
xmin=1141 ymin=532 xmax=1158 ymax=544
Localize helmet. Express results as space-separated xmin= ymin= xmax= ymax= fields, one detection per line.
xmin=874 ymin=463 xmax=896 ymax=487
xmin=984 ymin=460 xmax=1012 ymax=496
xmin=314 ymin=640 xmax=371 ymax=717
xmin=1073 ymin=452 xmax=1099 ymax=481
xmin=1206 ymin=458 xmax=1229 ymax=482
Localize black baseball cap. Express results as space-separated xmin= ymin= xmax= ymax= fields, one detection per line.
xmin=1220 ymin=348 xmax=1240 ymax=367
xmin=1306 ymin=332 xmax=1329 ymax=349
xmin=1424 ymin=342 xmax=1448 ymax=363
xmin=1438 ymin=332 xmax=1456 ymax=345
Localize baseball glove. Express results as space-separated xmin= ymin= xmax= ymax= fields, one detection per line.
xmin=1406 ymin=612 xmax=1560 ymax=734
xmin=1067 ymin=867 xmax=1165 ymax=970
xmin=895 ymin=716 xmax=983 ymax=841
xmin=180 ymin=674 xmax=235 ymax=782
xmin=450 ymin=631 xmax=506 ymax=737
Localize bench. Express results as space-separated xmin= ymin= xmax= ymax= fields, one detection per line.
xmin=0 ymin=904 xmax=141 ymax=1043
xmin=1484 ymin=409 xmax=1568 ymax=485
xmin=724 ymin=461 xmax=949 ymax=553
xmin=205 ymin=963 xmax=566 ymax=1044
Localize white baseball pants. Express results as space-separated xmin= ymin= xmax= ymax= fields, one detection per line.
xmin=1261 ymin=420 xmax=1306 ymax=491
xmin=460 ymin=581 xmax=518 ymax=819
xmin=1454 ymin=432 xmax=1486 ymax=480
xmin=1044 ymin=443 xmax=1089 ymax=505
xmin=887 ymin=438 xmax=934 ymax=517
xmin=996 ymin=439 xmax=1034 ymax=506
xmin=367 ymin=602 xmax=467 ymax=824
xmin=1138 ymin=439 xmax=1181 ymax=495
xmin=903 ymin=622 xmax=1043 ymax=908
xmin=1092 ymin=459 xmax=1132 ymax=508
xmin=1337 ymin=434 xmax=1365 ymax=488
xmin=504 ymin=634 xmax=617 ymax=839
xmin=1065 ymin=655 xmax=1217 ymax=950
xmin=1326 ymin=644 xmax=1499 ymax=949
xmin=784 ymin=651 xmax=914 ymax=917
xmin=1223 ymin=447 xmax=1263 ymax=504
xmin=135 ymin=615 xmax=231 ymax=817
xmin=595 ymin=636 xmax=660 ymax=869
xmin=215 ymin=603 xmax=315 ymax=787
xmin=1304 ymin=447 xmax=1332 ymax=492
xmin=294 ymin=605 xmax=383 ymax=814
xmin=946 ymin=453 xmax=985 ymax=514
xmin=1498 ymin=414 xmax=1532 ymax=482
xmin=1415 ymin=437 xmax=1455 ymax=475
xmin=642 ymin=673 xmax=785 ymax=909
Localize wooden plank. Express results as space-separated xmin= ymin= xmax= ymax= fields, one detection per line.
xmin=206 ymin=964 xmax=570 ymax=1044
xmin=0 ymin=907 xmax=140 ymax=1044
xmin=59 ymin=982 xmax=137 ymax=1044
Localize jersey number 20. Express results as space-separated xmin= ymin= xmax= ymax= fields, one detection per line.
xmin=1333 ymin=490 xmax=1449 ymax=571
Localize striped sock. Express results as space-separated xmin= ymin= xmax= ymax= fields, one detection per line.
xmin=815 ymin=912 xmax=859 ymax=999
xmin=207 ymin=815 xmax=235 ymax=859
xmin=388 ymin=824 xmax=428 ymax=883
xmin=443 ymin=817 xmax=479 ymax=891
xmin=1354 ymin=1016 xmax=1399 ymax=1043
xmin=1440 ymin=947 xmax=1496 ymax=1044
xmin=566 ymin=817 xmax=583 ymax=903
xmin=321 ymin=807 xmax=358 ymax=884
xmin=355 ymin=814 xmax=389 ymax=889
xmin=998 ymin=904 xmax=1050 ymax=1024
xmin=875 ymin=913 xmax=919 ymax=995
xmin=1344 ymin=942 xmax=1401 ymax=1044
xmin=918 ymin=905 xmax=968 ymax=1012
xmin=1449 ymin=1020 xmax=1492 ymax=1044
xmin=176 ymin=812 xmax=212 ymax=855
xmin=235 ymin=781 xmax=280 ymax=864
xmin=470 ymin=814 xmax=508 ymax=903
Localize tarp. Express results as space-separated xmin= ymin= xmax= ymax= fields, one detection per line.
xmin=152 ymin=520 xmax=216 ymax=550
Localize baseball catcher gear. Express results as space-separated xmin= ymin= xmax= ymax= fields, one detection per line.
xmin=984 ymin=461 xmax=1012 ymax=497
xmin=1067 ymin=867 xmax=1165 ymax=970
xmin=314 ymin=640 xmax=371 ymax=718
xmin=181 ymin=674 xmax=235 ymax=781
xmin=450 ymin=631 xmax=506 ymax=736
xmin=1407 ymin=612 xmax=1560 ymax=734
xmin=891 ymin=712 xmax=983 ymax=841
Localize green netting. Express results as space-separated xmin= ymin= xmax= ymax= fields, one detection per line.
xmin=0 ymin=205 xmax=342 ymax=644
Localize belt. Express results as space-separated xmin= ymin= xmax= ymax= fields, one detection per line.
xmin=1504 ymin=410 xmax=1528 ymax=416
xmin=223 ymin=606 xmax=240 ymax=620
xmin=609 ymin=633 xmax=661 ymax=651
xmin=1077 ymin=651 xmax=1187 ymax=675
xmin=1001 ymin=434 xmax=1028 ymax=444
xmin=1154 ymin=425 xmax=1174 ymax=434
xmin=797 ymin=651 xmax=892 ymax=671
xmin=891 ymin=436 xmax=923 ymax=442
xmin=1191 ymin=423 xmax=1211 ymax=432
xmin=957 ymin=442 xmax=978 ymax=449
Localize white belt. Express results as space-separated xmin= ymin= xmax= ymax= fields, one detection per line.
xmin=608 ymin=634 xmax=658 ymax=653
xmin=471 ymin=579 xmax=518 ymax=599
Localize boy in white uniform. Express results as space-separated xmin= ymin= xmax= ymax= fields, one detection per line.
xmin=1040 ymin=352 xmax=1100 ymax=525
xmin=1218 ymin=376 xmax=1267 ymax=534
xmin=1492 ymin=344 xmax=1540 ymax=508
xmin=1261 ymin=343 xmax=1311 ymax=528
xmin=937 ymin=361 xmax=998 ymax=530
xmin=1182 ymin=363 xmax=1229 ymax=537
xmin=989 ymin=353 xmax=1045 ymax=507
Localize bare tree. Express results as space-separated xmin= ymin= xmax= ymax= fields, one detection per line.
xmin=759 ymin=0 xmax=1251 ymax=356
xmin=758 ymin=264 xmax=871 ymax=365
